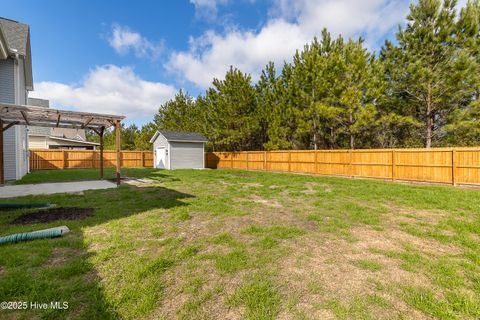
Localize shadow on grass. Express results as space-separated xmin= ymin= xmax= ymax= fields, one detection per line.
xmin=0 ymin=170 xmax=193 ymax=319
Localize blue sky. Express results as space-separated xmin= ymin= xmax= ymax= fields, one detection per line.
xmin=0 ymin=0 xmax=422 ymax=126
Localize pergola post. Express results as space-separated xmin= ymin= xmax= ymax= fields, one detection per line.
xmin=99 ymin=126 xmax=105 ymax=179
xmin=0 ymin=119 xmax=4 ymax=185
xmin=115 ymin=120 xmax=121 ymax=186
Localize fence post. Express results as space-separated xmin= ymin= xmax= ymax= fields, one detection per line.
xmin=231 ymin=153 xmax=234 ymax=168
xmin=349 ymin=149 xmax=353 ymax=177
xmin=246 ymin=152 xmax=249 ymax=170
xmin=452 ymin=148 xmax=457 ymax=186
xmin=62 ymin=151 xmax=67 ymax=169
xmin=92 ymin=151 xmax=96 ymax=168
xmin=392 ymin=149 xmax=396 ymax=181
xmin=288 ymin=151 xmax=291 ymax=172
xmin=264 ymin=151 xmax=267 ymax=170
xmin=141 ymin=151 xmax=145 ymax=167
xmin=315 ymin=150 xmax=318 ymax=174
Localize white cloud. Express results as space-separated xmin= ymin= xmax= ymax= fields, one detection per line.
xmin=30 ymin=65 xmax=177 ymax=120
xmin=190 ymin=0 xmax=230 ymax=19
xmin=108 ymin=24 xmax=163 ymax=59
xmin=168 ymin=20 xmax=308 ymax=88
xmin=168 ymin=0 xmax=410 ymax=88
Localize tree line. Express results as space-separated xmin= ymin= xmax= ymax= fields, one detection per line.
xmin=90 ymin=0 xmax=480 ymax=151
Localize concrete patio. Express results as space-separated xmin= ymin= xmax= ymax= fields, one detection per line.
xmin=0 ymin=180 xmax=117 ymax=199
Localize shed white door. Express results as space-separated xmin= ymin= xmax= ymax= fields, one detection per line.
xmin=155 ymin=148 xmax=167 ymax=169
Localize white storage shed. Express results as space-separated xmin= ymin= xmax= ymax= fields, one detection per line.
xmin=150 ymin=131 xmax=207 ymax=170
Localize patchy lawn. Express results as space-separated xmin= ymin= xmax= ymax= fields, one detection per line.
xmin=0 ymin=168 xmax=479 ymax=319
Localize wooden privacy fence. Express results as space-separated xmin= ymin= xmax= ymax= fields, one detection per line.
xmin=205 ymin=148 xmax=480 ymax=186
xmin=30 ymin=150 xmax=153 ymax=170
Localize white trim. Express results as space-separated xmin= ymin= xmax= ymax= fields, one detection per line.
xmin=167 ymin=142 xmax=171 ymax=169
xmin=29 ymin=134 xmax=100 ymax=146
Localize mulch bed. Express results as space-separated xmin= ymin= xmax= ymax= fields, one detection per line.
xmin=11 ymin=207 xmax=94 ymax=224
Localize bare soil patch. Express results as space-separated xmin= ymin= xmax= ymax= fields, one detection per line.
xmin=11 ymin=207 xmax=94 ymax=224
xmin=251 ymin=195 xmax=283 ymax=208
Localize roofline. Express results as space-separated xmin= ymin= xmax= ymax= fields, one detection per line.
xmin=0 ymin=24 xmax=9 ymax=59
xmin=168 ymin=140 xmax=207 ymax=143
xmin=149 ymin=130 xmax=207 ymax=143
xmin=29 ymin=134 xmax=100 ymax=146
xmin=149 ymin=131 xmax=160 ymax=143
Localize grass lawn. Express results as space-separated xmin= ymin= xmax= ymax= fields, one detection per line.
xmin=1 ymin=168 xmax=479 ymax=319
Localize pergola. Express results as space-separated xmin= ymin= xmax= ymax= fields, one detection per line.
xmin=0 ymin=102 xmax=125 ymax=185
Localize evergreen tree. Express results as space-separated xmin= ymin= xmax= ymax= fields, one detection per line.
xmin=386 ymin=0 xmax=477 ymax=147
xmin=203 ymin=67 xmax=258 ymax=151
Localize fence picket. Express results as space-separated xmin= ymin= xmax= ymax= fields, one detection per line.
xmin=205 ymin=147 xmax=480 ymax=186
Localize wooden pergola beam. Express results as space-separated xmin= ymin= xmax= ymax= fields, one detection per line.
xmin=0 ymin=102 xmax=124 ymax=185
xmin=3 ymin=121 xmax=19 ymax=132
xmin=20 ymin=111 xmax=29 ymax=125
xmin=81 ymin=117 xmax=94 ymax=129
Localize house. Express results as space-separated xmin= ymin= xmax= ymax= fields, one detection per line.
xmin=27 ymin=98 xmax=99 ymax=150
xmin=150 ymin=130 xmax=207 ymax=169
xmin=0 ymin=17 xmax=32 ymax=181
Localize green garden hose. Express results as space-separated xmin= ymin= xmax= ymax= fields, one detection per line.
xmin=0 ymin=203 xmax=52 ymax=209
xmin=0 ymin=226 xmax=70 ymax=245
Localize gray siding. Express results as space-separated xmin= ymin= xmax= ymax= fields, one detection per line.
xmin=169 ymin=142 xmax=204 ymax=169
xmin=0 ymin=59 xmax=14 ymax=102
xmin=152 ymin=134 xmax=169 ymax=169
xmin=0 ymin=58 xmax=17 ymax=180
xmin=0 ymin=58 xmax=29 ymax=180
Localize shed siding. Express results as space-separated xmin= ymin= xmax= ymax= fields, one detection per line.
xmin=169 ymin=142 xmax=204 ymax=169
xmin=0 ymin=58 xmax=17 ymax=180
xmin=152 ymin=134 xmax=169 ymax=169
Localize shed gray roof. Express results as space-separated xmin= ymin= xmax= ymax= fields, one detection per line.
xmin=150 ymin=130 xmax=207 ymax=143
xmin=0 ymin=17 xmax=29 ymax=56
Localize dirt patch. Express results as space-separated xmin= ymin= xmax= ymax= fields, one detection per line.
xmin=279 ymin=232 xmax=431 ymax=319
xmin=242 ymin=182 xmax=263 ymax=188
xmin=122 ymin=177 xmax=156 ymax=187
xmin=251 ymin=195 xmax=282 ymax=208
xmin=44 ymin=247 xmax=79 ymax=266
xmin=11 ymin=207 xmax=94 ymax=224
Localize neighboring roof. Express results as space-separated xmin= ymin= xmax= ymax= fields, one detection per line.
xmin=150 ymin=130 xmax=207 ymax=143
xmin=0 ymin=17 xmax=33 ymax=90
xmin=27 ymin=97 xmax=49 ymax=108
xmin=51 ymin=127 xmax=87 ymax=141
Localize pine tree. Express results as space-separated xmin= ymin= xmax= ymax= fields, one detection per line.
xmin=388 ymin=0 xmax=477 ymax=147
xmin=204 ymin=67 xmax=258 ymax=151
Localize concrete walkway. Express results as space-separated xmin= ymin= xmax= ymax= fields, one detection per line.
xmin=0 ymin=180 xmax=117 ymax=199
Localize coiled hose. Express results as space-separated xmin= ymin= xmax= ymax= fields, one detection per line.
xmin=0 ymin=203 xmax=52 ymax=210
xmin=0 ymin=226 xmax=70 ymax=245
